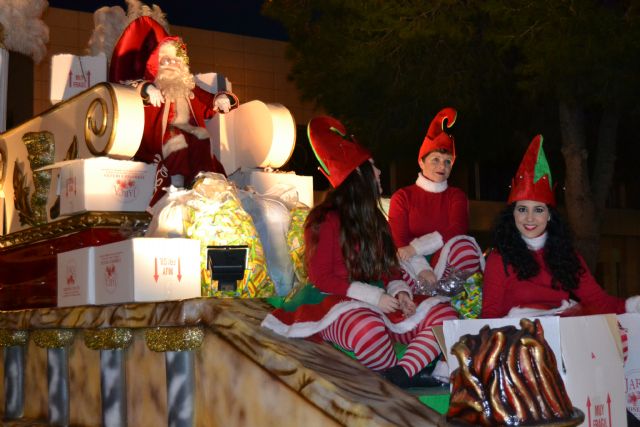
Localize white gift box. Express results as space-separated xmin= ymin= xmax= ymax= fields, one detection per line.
xmin=57 ymin=158 xmax=155 ymax=216
xmin=442 ymin=315 xmax=627 ymax=427
xmin=50 ymin=53 xmax=107 ymax=104
xmin=57 ymin=246 xmax=95 ymax=307
xmin=94 ymin=238 xmax=201 ymax=305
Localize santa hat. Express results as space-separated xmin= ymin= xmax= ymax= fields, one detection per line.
xmin=108 ymin=15 xmax=169 ymax=83
xmin=144 ymin=36 xmax=188 ymax=81
xmin=418 ymin=107 xmax=457 ymax=163
xmin=307 ymin=116 xmax=372 ymax=188
xmin=508 ymin=134 xmax=556 ymax=206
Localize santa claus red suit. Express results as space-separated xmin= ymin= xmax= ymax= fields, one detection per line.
xmin=135 ymin=37 xmax=226 ymax=190
xmin=109 ymin=17 xmax=226 ymax=204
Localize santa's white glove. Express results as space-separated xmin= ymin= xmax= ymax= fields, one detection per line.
xmin=214 ymin=94 xmax=231 ymax=113
xmin=625 ymin=295 xmax=640 ymax=313
xmin=145 ymin=84 xmax=164 ymax=107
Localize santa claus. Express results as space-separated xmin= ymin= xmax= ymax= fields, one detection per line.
xmin=109 ymin=16 xmax=227 ymax=204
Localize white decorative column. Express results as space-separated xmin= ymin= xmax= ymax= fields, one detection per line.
xmin=0 ymin=47 xmax=8 ymax=133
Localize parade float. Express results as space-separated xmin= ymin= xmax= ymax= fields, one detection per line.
xmin=0 ymin=2 xmax=446 ymax=426
xmin=0 ymin=2 xmax=637 ymax=427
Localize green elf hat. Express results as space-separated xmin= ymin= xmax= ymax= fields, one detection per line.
xmin=307 ymin=116 xmax=372 ymax=188
xmin=508 ymin=134 xmax=556 ymax=207
xmin=418 ymin=107 xmax=457 ymax=163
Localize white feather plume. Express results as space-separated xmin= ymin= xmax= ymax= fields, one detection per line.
xmin=87 ymin=0 xmax=169 ymax=63
xmin=0 ymin=0 xmax=49 ymax=64
xmin=86 ymin=5 xmax=127 ymax=57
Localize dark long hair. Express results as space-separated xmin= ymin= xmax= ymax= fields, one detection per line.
xmin=305 ymin=160 xmax=399 ymax=281
xmin=492 ymin=203 xmax=584 ymax=291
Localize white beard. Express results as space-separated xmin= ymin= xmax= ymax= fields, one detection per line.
xmin=155 ymin=66 xmax=195 ymax=103
xmin=155 ymin=65 xmax=209 ymax=140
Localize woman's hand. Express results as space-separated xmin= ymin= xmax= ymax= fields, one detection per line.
xmin=418 ymin=270 xmax=437 ymax=287
xmin=397 ymin=292 xmax=416 ymax=317
xmin=398 ymin=245 xmax=416 ymax=261
xmin=378 ymin=294 xmax=400 ymax=313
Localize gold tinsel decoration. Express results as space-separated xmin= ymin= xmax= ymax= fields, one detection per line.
xmin=32 ymin=329 xmax=75 ymax=349
xmin=145 ymin=327 xmax=204 ymax=352
xmin=14 ymin=131 xmax=56 ymax=227
xmin=84 ymin=328 xmax=133 ymax=350
xmin=0 ymin=329 xmax=28 ymax=347
xmin=0 ymin=211 xmax=151 ymax=250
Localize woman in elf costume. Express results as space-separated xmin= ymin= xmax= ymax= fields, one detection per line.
xmin=261 ymin=116 xmax=458 ymax=388
xmin=388 ymin=108 xmax=484 ymax=289
xmin=481 ymin=135 xmax=640 ymax=318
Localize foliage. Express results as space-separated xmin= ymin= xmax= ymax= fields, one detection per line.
xmin=263 ymin=0 xmax=640 ymax=169
xmin=263 ymin=0 xmax=523 ymax=164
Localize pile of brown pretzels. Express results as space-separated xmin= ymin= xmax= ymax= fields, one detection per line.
xmin=447 ymin=318 xmax=575 ymax=426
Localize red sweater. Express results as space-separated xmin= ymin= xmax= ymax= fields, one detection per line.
xmin=388 ymin=183 xmax=468 ymax=261
xmin=306 ymin=211 xmax=400 ymax=295
xmin=481 ymin=249 xmax=625 ymax=318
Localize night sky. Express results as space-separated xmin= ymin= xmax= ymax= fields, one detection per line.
xmin=47 ymin=0 xmax=289 ymax=41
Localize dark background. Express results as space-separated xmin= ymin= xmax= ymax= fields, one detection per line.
xmin=47 ymin=0 xmax=288 ymax=40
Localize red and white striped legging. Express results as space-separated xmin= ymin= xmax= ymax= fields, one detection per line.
xmin=402 ymin=236 xmax=483 ymax=286
xmin=319 ymin=302 xmax=458 ymax=377
xmin=440 ymin=236 xmax=483 ymax=277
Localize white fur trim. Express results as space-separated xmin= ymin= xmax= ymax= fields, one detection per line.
xmin=387 ymin=280 xmax=412 ymax=298
xmin=416 ymin=173 xmax=447 ymax=193
xmin=626 ymin=295 xmax=640 ymax=313
xmin=260 ymin=296 xmax=450 ymax=338
xmin=432 ymin=235 xmax=485 ymax=279
xmin=522 ymin=232 xmax=547 ymax=250
xmin=346 ymin=281 xmax=384 ymax=306
xmin=162 ymin=133 xmax=188 ymax=157
xmin=410 ymin=231 xmax=444 ymax=256
xmin=401 ymin=256 xmax=433 ymax=281
xmin=506 ymin=299 xmax=577 ymax=318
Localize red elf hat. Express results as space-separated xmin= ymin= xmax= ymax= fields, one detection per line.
xmin=418 ymin=107 xmax=457 ymax=163
xmin=109 ymin=15 xmax=170 ymax=83
xmin=508 ymin=134 xmax=556 ymax=206
xmin=307 ymin=116 xmax=372 ymax=188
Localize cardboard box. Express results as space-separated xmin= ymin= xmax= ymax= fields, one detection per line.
xmin=58 ymin=158 xmax=155 ymax=216
xmin=57 ymin=246 xmax=95 ymax=307
xmin=443 ymin=315 xmax=627 ymax=427
xmin=94 ymin=238 xmax=201 ymax=305
xmin=618 ymin=313 xmax=640 ymax=423
xmin=50 ymin=53 xmax=107 ymax=104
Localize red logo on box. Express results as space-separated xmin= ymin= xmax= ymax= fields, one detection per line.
xmin=628 ymin=370 xmax=640 ymax=421
xmin=114 ymin=179 xmax=138 ymax=201
xmin=65 ymin=262 xmax=76 ymax=286
xmin=104 ymin=264 xmax=117 ymax=293
xmin=65 ymin=177 xmax=77 ymax=197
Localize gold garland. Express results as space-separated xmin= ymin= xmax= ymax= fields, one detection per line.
xmin=0 ymin=211 xmax=150 ymax=250
xmin=32 ymin=329 xmax=75 ymax=349
xmin=145 ymin=326 xmax=204 ymax=352
xmin=84 ymin=328 xmax=133 ymax=350
xmin=0 ymin=329 xmax=28 ymax=347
